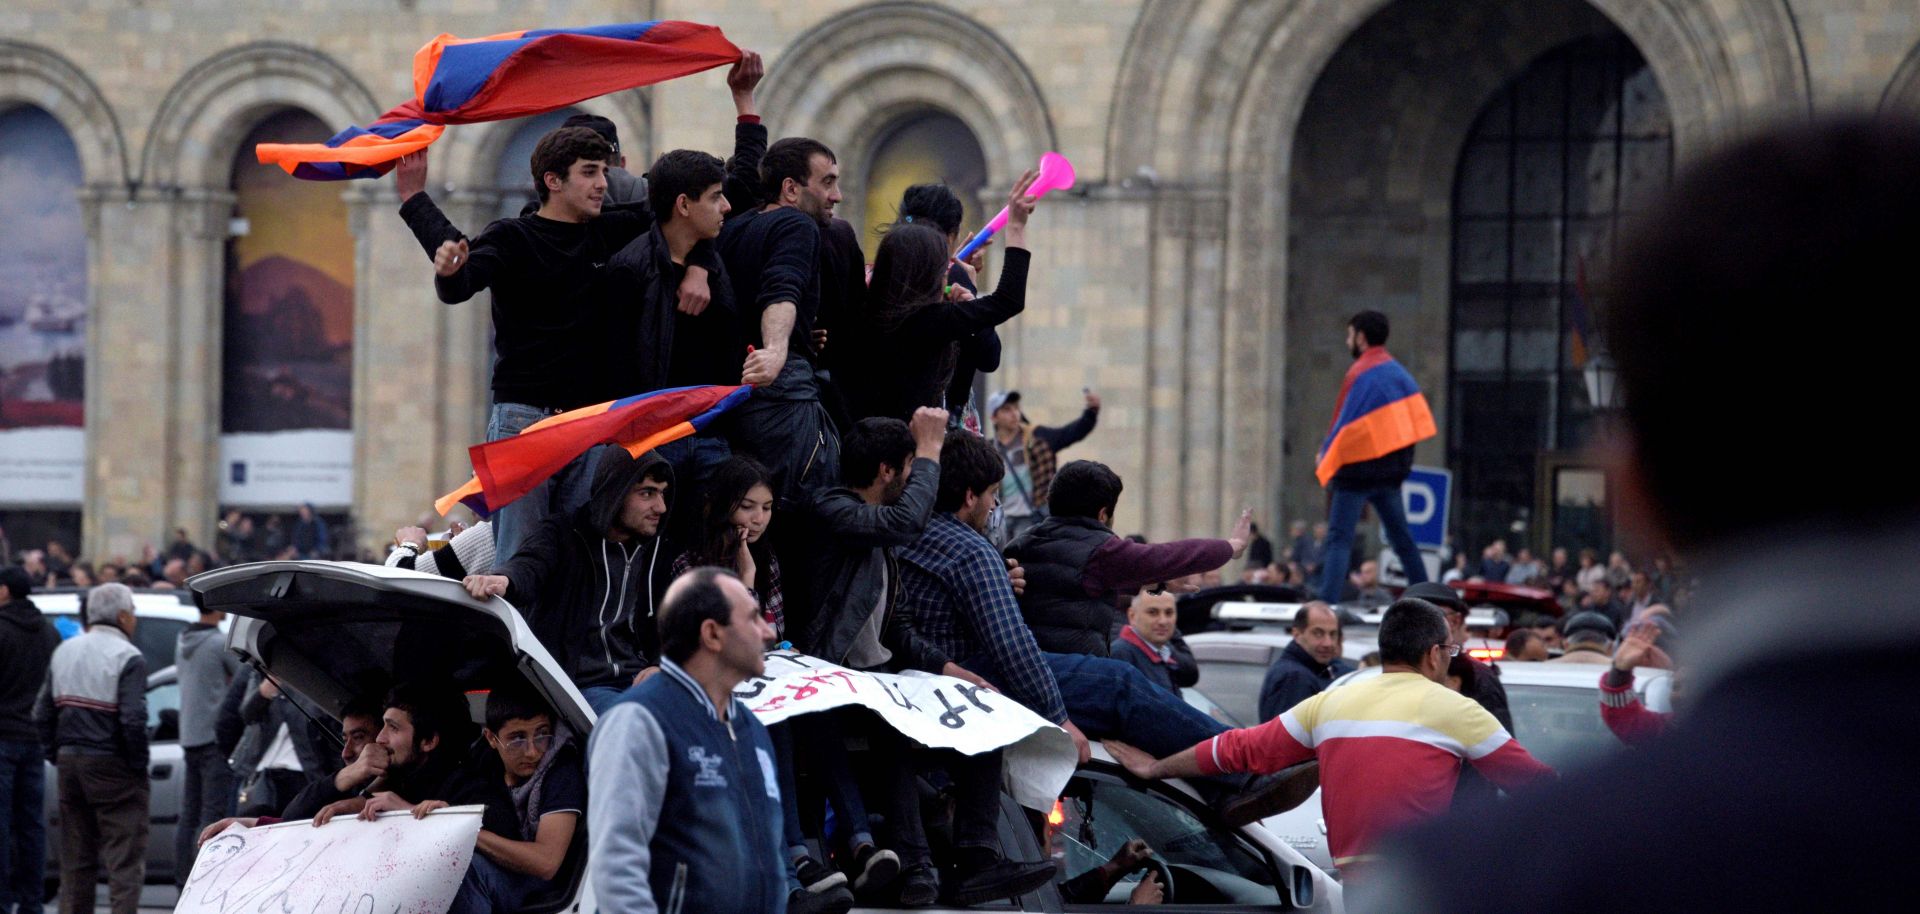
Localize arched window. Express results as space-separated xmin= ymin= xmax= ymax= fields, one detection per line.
xmin=0 ymin=104 xmax=87 ymax=547
xmin=1448 ymin=34 xmax=1671 ymax=553
xmin=219 ymin=108 xmax=356 ymax=518
xmin=862 ymin=111 xmax=988 ymax=248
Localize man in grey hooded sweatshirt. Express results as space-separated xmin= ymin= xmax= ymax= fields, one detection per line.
xmin=466 ymin=449 xmax=678 ymax=714
xmin=173 ymin=606 xmax=237 ymax=885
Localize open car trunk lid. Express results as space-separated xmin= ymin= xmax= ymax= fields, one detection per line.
xmin=186 ymin=560 xmax=593 ymax=736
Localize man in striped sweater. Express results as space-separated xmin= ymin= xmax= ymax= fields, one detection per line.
xmin=1104 ymin=598 xmax=1553 ymax=877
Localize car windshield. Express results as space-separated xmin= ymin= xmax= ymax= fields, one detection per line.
xmin=1182 ymin=687 xmax=1243 ymax=728
xmin=1054 ymin=773 xmax=1280 ymax=905
xmin=1506 ymin=684 xmax=1627 ymax=773
xmin=148 ymin=679 xmax=179 ymax=733
xmin=46 ymin=613 xmax=188 ymax=672
xmin=1194 ymin=661 xmax=1267 ymax=726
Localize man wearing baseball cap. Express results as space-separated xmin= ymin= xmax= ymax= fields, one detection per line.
xmin=987 ymin=389 xmax=1101 ymax=543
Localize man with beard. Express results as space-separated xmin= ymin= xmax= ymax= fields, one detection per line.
xmin=309 ymin=685 xmax=518 ymax=838
xmin=464 ymin=451 xmax=677 ymax=714
xmin=1313 ymin=310 xmax=1436 ymax=604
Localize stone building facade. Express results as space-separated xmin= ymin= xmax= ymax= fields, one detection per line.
xmin=3 ymin=0 xmax=1918 ymax=561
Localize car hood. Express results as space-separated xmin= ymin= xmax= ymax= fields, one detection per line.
xmin=186 ymin=560 xmax=593 ymax=735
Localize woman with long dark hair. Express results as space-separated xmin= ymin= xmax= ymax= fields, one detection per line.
xmin=670 ymin=456 xmax=782 ymax=634
xmin=838 ymin=171 xmax=1041 ymax=423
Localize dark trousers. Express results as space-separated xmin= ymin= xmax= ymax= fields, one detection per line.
xmin=55 ymin=754 xmax=148 ymax=914
xmin=884 ymin=735 xmax=1002 ymax=869
xmin=0 ymin=739 xmax=48 ymax=914
xmin=175 ymin=745 xmax=232 ymax=887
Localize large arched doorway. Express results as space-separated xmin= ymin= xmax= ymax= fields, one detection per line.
xmin=218 ymin=108 xmax=356 ymax=552
xmin=0 ymin=103 xmax=87 ymax=553
xmin=860 ymin=111 xmax=989 ymax=249
xmin=1447 ymin=34 xmax=1672 ymax=556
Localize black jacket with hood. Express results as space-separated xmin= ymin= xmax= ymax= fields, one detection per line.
xmin=500 ymin=449 xmax=677 ymax=690
xmin=795 ymin=457 xmax=950 ymax=674
xmin=1 ymin=596 xmax=61 ymax=742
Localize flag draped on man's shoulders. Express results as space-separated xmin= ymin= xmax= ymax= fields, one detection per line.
xmin=1315 ymin=348 xmax=1437 ymax=486
xmin=256 ymin=21 xmax=740 ymax=180
xmin=437 ymin=385 xmax=752 ymax=518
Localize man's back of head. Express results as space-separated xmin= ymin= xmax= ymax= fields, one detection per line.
xmin=841 ymin=417 xmax=914 ymax=490
xmin=1048 ymin=460 xmax=1123 ymax=522
xmin=1607 ymin=116 xmax=1920 ymax=555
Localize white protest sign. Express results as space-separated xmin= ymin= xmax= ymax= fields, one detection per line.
xmin=734 ymin=650 xmax=1076 ymax=812
xmin=176 ymin=806 xmax=483 ymax=914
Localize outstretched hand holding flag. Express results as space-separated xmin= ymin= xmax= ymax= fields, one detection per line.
xmin=257 ymin=21 xmax=740 ymax=180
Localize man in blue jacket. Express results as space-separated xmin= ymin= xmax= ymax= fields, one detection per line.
xmin=588 ymin=567 xmax=786 ymax=914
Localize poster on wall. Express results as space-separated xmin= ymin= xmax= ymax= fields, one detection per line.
xmin=219 ymin=110 xmax=355 ymax=508
xmin=0 ymin=107 xmax=88 ymax=506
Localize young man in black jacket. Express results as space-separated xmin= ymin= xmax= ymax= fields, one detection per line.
xmin=0 ymin=566 xmax=60 ymax=907
xmin=394 ymin=57 xmax=764 ymax=567
xmin=464 ymin=450 xmax=676 ymax=714
xmin=601 ymin=149 xmax=740 ymax=544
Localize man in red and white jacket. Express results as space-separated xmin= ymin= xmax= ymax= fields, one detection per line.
xmin=1600 ymin=619 xmax=1674 ymax=746
xmin=1106 ymin=598 xmax=1553 ymax=875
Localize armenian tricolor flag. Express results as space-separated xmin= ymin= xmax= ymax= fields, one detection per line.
xmin=257 ymin=21 xmax=740 ymax=180
xmin=437 ymin=385 xmax=752 ymax=517
xmin=1315 ymin=348 xmax=1438 ymax=486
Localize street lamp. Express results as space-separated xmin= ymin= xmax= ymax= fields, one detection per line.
xmin=1583 ymin=350 xmax=1619 ymax=412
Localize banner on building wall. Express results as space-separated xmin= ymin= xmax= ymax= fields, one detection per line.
xmin=0 ymin=107 xmax=88 ymax=505
xmin=737 ymin=651 xmax=1076 ymax=812
xmin=219 ymin=111 xmax=356 ymax=508
xmin=179 ymin=808 xmax=480 ymax=914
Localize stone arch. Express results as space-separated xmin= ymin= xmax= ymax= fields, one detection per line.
xmin=432 ymin=91 xmax=651 ymax=193
xmin=141 ymin=42 xmax=380 ymax=190
xmin=1098 ymin=0 xmax=1810 ymax=534
xmin=0 ymin=40 xmax=130 ymax=186
xmin=1880 ymin=38 xmax=1920 ymax=114
xmin=759 ymin=2 xmax=1056 ymax=232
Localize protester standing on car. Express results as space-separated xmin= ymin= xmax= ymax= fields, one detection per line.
xmin=1257 ymin=601 xmax=1344 ymax=722
xmin=588 ymin=568 xmax=786 ymax=914
xmin=1 ymin=566 xmax=61 ymax=914
xmin=1312 ymin=311 xmax=1435 ymax=604
xmin=35 ymin=584 xmax=148 ymax=914
xmin=1105 ymin=599 xmax=1553 ymax=881
xmin=173 ymin=602 xmax=239 ymax=885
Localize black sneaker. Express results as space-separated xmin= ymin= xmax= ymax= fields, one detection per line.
xmin=851 ymin=843 xmax=902 ymax=893
xmin=897 ymin=863 xmax=940 ymax=907
xmin=941 ymin=858 xmax=1057 ymax=907
xmin=794 ymin=854 xmax=850 ymax=894
xmin=1216 ymin=760 xmax=1321 ymax=826
xmin=788 ymin=884 xmax=855 ymax=914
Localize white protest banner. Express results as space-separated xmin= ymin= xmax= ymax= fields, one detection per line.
xmin=735 ymin=650 xmax=1076 ymax=812
xmin=176 ymin=806 xmax=482 ymax=914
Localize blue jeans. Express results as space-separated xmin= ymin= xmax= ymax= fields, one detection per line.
xmin=582 ymin=686 xmax=628 ymax=717
xmin=769 ymin=717 xmax=872 ymax=861
xmin=1041 ymin=653 xmax=1227 ymax=758
xmin=487 ymin=402 xmax=606 ymax=569
xmin=448 ymin=853 xmax=545 ymax=914
xmin=1317 ymin=482 xmax=1429 ymax=604
xmin=654 ymin=434 xmax=733 ymax=543
xmin=0 ymin=740 xmax=47 ymax=914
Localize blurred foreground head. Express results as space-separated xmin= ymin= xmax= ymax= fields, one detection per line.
xmin=1606 ymin=116 xmax=1920 ymax=556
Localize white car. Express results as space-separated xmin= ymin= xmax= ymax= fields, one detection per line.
xmin=34 ymin=586 xmax=215 ymax=672
xmin=187 ymin=560 xmax=1340 ymax=914
xmin=1246 ymin=662 xmax=1673 ymax=873
xmin=1183 ymin=631 xmax=1378 ymax=728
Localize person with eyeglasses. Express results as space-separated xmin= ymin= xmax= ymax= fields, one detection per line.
xmin=431 ymin=683 xmax=586 ymax=914
xmin=1103 ymin=598 xmax=1553 ymax=881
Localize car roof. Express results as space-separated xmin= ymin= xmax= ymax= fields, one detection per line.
xmin=1330 ymin=661 xmax=1673 ymax=694
xmin=34 ymin=587 xmax=202 ymax=623
xmin=187 ymin=560 xmax=593 ymax=735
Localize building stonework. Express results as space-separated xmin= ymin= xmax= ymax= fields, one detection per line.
xmin=3 ymin=0 xmax=1918 ymax=559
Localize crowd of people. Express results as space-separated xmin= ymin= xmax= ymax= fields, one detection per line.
xmin=9 ymin=41 xmax=1902 ymax=914
xmin=0 ymin=504 xmax=351 ymax=595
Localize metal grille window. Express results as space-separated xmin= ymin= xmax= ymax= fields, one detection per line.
xmin=1448 ymin=34 xmax=1672 ymax=553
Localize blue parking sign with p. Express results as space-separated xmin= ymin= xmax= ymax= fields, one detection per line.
xmin=1401 ymin=466 xmax=1451 ymax=549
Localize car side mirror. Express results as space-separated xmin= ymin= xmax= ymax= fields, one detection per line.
xmin=152 ymin=708 xmax=180 ymax=742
